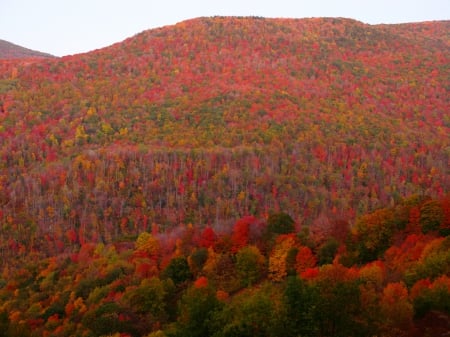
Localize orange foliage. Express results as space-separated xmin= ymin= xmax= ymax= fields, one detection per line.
xmin=194 ymin=276 xmax=208 ymax=289
xmin=216 ymin=290 xmax=229 ymax=301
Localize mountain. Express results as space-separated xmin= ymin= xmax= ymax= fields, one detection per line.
xmin=0 ymin=16 xmax=448 ymax=250
xmin=0 ymin=17 xmax=449 ymax=337
xmin=0 ymin=39 xmax=55 ymax=59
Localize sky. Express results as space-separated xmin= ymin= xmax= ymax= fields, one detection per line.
xmin=1 ymin=0 xmax=449 ymax=57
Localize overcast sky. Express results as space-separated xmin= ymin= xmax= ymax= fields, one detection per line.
xmin=1 ymin=0 xmax=449 ymax=56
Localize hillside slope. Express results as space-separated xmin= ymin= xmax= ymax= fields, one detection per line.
xmin=0 ymin=17 xmax=448 ymax=255
xmin=0 ymin=39 xmax=54 ymax=59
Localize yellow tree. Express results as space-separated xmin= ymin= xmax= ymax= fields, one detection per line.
xmin=268 ymin=234 xmax=298 ymax=282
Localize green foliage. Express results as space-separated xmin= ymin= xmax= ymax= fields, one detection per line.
xmin=0 ymin=311 xmax=9 ymax=337
xmin=420 ymin=200 xmax=444 ymax=233
xmin=82 ymin=302 xmax=125 ymax=336
xmin=314 ymin=279 xmax=366 ymax=337
xmin=75 ymin=277 xmax=108 ymax=299
xmin=282 ymin=276 xmax=319 ymax=337
xmin=349 ymin=206 xmax=406 ymax=263
xmin=413 ymin=284 xmax=450 ymax=318
xmin=405 ymin=238 xmax=450 ymax=286
xmin=162 ymin=257 xmax=193 ymax=285
xmin=175 ymin=284 xmax=222 ymax=337
xmin=126 ymin=277 xmax=167 ymax=317
xmin=0 ymin=79 xmax=17 ymax=94
xmin=266 ymin=212 xmax=295 ymax=237
xmin=235 ymin=245 xmax=265 ymax=287
xmin=318 ymin=237 xmax=339 ymax=265
xmin=211 ymin=283 xmax=284 ymax=337
xmin=188 ymin=248 xmax=208 ymax=275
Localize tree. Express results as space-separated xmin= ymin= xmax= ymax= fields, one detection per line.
xmin=317 ymin=237 xmax=339 ymax=265
xmin=135 ymin=232 xmax=160 ymax=261
xmin=125 ymin=277 xmax=167 ymax=316
xmin=81 ymin=302 xmax=136 ymax=336
xmin=235 ymin=245 xmax=266 ymax=287
xmin=230 ymin=217 xmax=252 ymax=253
xmin=313 ymin=263 xmax=364 ymax=337
xmin=379 ymin=282 xmax=413 ymax=337
xmin=420 ymin=199 xmax=445 ymax=234
xmin=199 ymin=227 xmax=217 ymax=249
xmin=162 ymin=257 xmax=192 ymax=285
xmin=266 ymin=212 xmax=295 ymax=237
xmin=175 ymin=283 xmax=222 ymax=337
xmin=349 ymin=207 xmax=396 ymax=263
xmin=268 ymin=234 xmax=298 ymax=282
xmin=295 ymin=246 xmax=317 ymax=275
xmin=282 ymin=276 xmax=319 ymax=337
xmin=122 ymin=277 xmax=168 ymax=335
xmin=211 ymin=282 xmax=284 ymax=337
xmin=412 ymin=275 xmax=450 ymax=319
xmin=188 ymin=247 xmax=208 ymax=277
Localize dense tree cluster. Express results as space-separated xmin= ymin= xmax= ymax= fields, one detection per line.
xmin=0 ymin=196 xmax=449 ymax=336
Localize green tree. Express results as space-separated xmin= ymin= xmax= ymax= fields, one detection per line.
xmin=318 ymin=237 xmax=339 ymax=265
xmin=162 ymin=257 xmax=192 ymax=286
xmin=188 ymin=247 xmax=208 ymax=277
xmin=314 ymin=264 xmax=365 ymax=337
xmin=266 ymin=212 xmax=295 ymax=237
xmin=211 ymin=283 xmax=284 ymax=337
xmin=282 ymin=276 xmax=319 ymax=337
xmin=349 ymin=208 xmax=396 ymax=263
xmin=175 ymin=284 xmax=222 ymax=337
xmin=420 ymin=200 xmax=444 ymax=234
xmin=235 ymin=245 xmax=266 ymax=287
xmin=82 ymin=302 xmax=137 ymax=336
xmin=126 ymin=277 xmax=167 ymax=316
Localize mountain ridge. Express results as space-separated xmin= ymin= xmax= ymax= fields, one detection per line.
xmin=0 ymin=38 xmax=55 ymax=59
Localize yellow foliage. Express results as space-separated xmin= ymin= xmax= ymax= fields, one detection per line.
xmin=203 ymin=247 xmax=219 ymax=276
xmin=75 ymin=125 xmax=88 ymax=140
xmin=268 ymin=235 xmax=298 ymax=282
xmin=135 ymin=232 xmax=160 ymax=256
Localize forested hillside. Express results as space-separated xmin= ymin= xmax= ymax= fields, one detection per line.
xmin=0 ymin=39 xmax=54 ymax=59
xmin=0 ymin=17 xmax=449 ymax=336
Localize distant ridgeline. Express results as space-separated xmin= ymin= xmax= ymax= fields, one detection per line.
xmin=0 ymin=39 xmax=54 ymax=59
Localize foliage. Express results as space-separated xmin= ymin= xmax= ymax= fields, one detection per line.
xmin=0 ymin=16 xmax=448 ymax=337
xmin=235 ymin=245 xmax=266 ymax=287
xmin=162 ymin=257 xmax=192 ymax=285
xmin=0 ymin=196 xmax=448 ymax=336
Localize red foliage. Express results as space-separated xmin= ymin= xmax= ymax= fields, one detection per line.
xmin=65 ymin=229 xmax=78 ymax=244
xmin=231 ymin=216 xmax=255 ymax=252
xmin=199 ymin=227 xmax=217 ymax=248
xmin=194 ymin=276 xmax=209 ymax=288
xmin=295 ymin=246 xmax=317 ymax=275
xmin=301 ymin=267 xmax=320 ymax=280
xmin=410 ymin=278 xmax=432 ymax=299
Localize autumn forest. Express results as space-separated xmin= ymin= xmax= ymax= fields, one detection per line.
xmin=0 ymin=17 xmax=449 ymax=336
